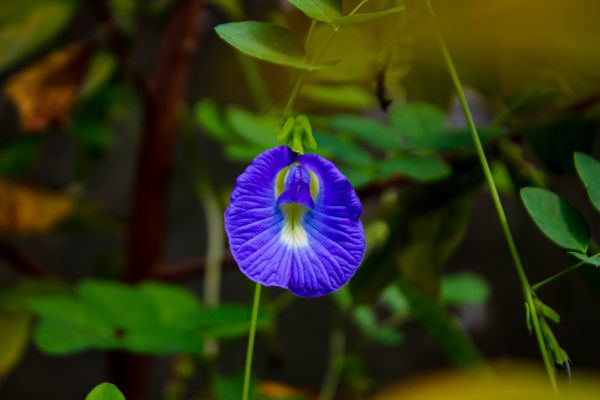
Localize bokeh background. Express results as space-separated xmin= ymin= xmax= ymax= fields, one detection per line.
xmin=1 ymin=0 xmax=600 ymax=399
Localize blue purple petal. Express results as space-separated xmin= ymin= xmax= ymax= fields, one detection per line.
xmin=224 ymin=146 xmax=365 ymax=297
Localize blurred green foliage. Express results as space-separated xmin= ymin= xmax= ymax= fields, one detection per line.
xmin=0 ymin=0 xmax=599 ymax=397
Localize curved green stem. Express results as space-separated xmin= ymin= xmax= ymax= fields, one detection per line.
xmin=242 ymin=283 xmax=262 ymax=400
xmin=423 ymin=0 xmax=557 ymax=392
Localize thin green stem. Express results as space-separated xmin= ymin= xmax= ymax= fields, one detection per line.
xmin=349 ymin=0 xmax=370 ymax=15
xmin=533 ymin=262 xmax=585 ymax=292
xmin=318 ymin=323 xmax=346 ymax=400
xmin=424 ymin=0 xmax=557 ymax=392
xmin=181 ymin=108 xmax=224 ymax=359
xmin=283 ymin=71 xmax=308 ymax=119
xmin=242 ymin=283 xmax=262 ymax=400
xmin=533 ymin=252 xmax=600 ymax=291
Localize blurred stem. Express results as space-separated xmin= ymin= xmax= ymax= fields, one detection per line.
xmin=181 ymin=109 xmax=225 ymax=359
xmin=424 ymin=0 xmax=558 ymax=392
xmin=350 ymin=0 xmax=370 ymax=15
xmin=237 ymin=53 xmax=270 ymax=111
xmin=532 ymin=253 xmax=600 ymax=292
xmin=242 ymin=283 xmax=262 ymax=400
xmin=283 ymin=71 xmax=308 ymax=119
xmin=319 ymin=321 xmax=346 ymax=400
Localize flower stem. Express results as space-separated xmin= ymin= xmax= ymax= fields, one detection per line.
xmin=318 ymin=323 xmax=345 ymax=400
xmin=423 ymin=0 xmax=557 ymax=392
xmin=242 ymin=283 xmax=262 ymax=400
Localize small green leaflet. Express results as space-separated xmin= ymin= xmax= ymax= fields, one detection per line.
xmin=389 ymin=102 xmax=446 ymax=138
xmin=379 ymin=156 xmax=451 ymax=182
xmin=569 ymin=252 xmax=600 ymax=267
xmin=85 ymin=383 xmax=126 ymax=400
xmin=287 ymin=0 xmax=341 ymax=23
xmin=574 ymin=152 xmax=600 ymax=214
xmin=520 ymin=187 xmax=590 ymax=252
xmin=332 ymin=6 xmax=404 ymax=28
xmin=30 ymin=280 xmax=272 ymax=355
xmin=215 ymin=21 xmax=333 ymax=70
xmin=441 ymin=273 xmax=491 ymax=306
xmin=327 ymin=115 xmax=400 ymax=150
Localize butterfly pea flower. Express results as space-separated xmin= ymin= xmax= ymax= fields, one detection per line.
xmin=225 ymin=146 xmax=366 ymax=298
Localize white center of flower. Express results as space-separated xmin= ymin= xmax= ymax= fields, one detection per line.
xmin=280 ymin=203 xmax=309 ymax=248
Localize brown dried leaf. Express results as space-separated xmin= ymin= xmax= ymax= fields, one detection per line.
xmin=4 ymin=42 xmax=92 ymax=132
xmin=0 ymin=178 xmax=74 ymax=234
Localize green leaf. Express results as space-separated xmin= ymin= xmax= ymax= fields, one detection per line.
xmin=332 ymin=6 xmax=404 ymax=28
xmin=540 ymin=319 xmax=570 ymax=367
xmin=389 ymin=102 xmax=446 ymax=138
xmin=287 ymin=0 xmax=341 ymax=23
xmin=215 ymin=22 xmax=330 ymax=71
xmin=441 ymin=273 xmax=491 ymax=306
xmin=379 ymin=156 xmax=451 ymax=182
xmin=353 ymin=306 xmax=403 ymax=345
xmin=534 ymin=298 xmax=560 ymax=324
xmin=0 ymin=0 xmax=76 ymax=73
xmin=301 ymin=84 xmax=376 ymax=110
xmin=77 ymin=280 xmax=158 ymax=331
xmin=339 ymin=166 xmax=378 ymax=188
xmin=405 ymin=127 xmax=507 ymax=151
xmin=226 ymin=107 xmax=278 ymax=147
xmin=314 ymin=132 xmax=374 ymax=166
xmin=574 ymin=152 xmax=600 ymax=214
xmin=30 ymin=296 xmax=119 ymax=354
xmin=381 ymin=285 xmax=410 ymax=316
xmin=191 ymin=304 xmax=271 ymax=340
xmin=569 ymin=252 xmax=600 ymax=267
xmin=138 ymin=282 xmax=201 ymax=323
xmin=85 ymin=383 xmax=126 ymax=400
xmin=520 ymin=187 xmax=590 ymax=252
xmin=30 ymin=280 xmax=272 ymax=355
xmin=327 ymin=115 xmax=400 ymax=150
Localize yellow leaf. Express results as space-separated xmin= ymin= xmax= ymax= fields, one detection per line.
xmin=4 ymin=42 xmax=92 ymax=132
xmin=259 ymin=381 xmax=313 ymax=398
xmin=370 ymin=361 xmax=600 ymax=400
xmin=0 ymin=312 xmax=31 ymax=378
xmin=0 ymin=178 xmax=74 ymax=233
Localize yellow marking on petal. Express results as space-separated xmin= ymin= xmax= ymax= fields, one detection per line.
xmin=309 ymin=170 xmax=320 ymax=200
xmin=280 ymin=203 xmax=309 ymax=248
xmin=275 ymin=166 xmax=291 ymax=197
